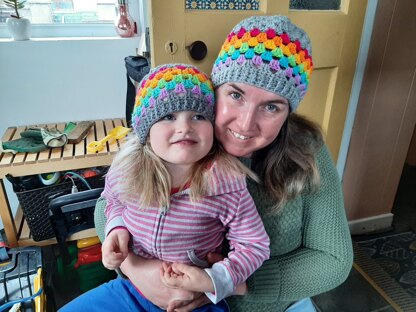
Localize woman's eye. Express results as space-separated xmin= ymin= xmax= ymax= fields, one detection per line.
xmin=230 ymin=92 xmax=242 ymax=100
xmin=162 ymin=114 xmax=174 ymax=120
xmin=265 ymin=104 xmax=279 ymax=112
xmin=192 ymin=114 xmax=206 ymax=120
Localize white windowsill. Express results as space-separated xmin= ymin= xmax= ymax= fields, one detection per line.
xmin=0 ymin=36 xmax=139 ymax=42
xmin=0 ymin=23 xmax=136 ymax=40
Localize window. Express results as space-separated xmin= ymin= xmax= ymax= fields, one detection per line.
xmin=0 ymin=0 xmax=141 ymax=38
xmin=0 ymin=0 xmax=115 ymax=24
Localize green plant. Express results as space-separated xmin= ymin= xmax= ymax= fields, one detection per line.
xmin=4 ymin=0 xmax=26 ymax=19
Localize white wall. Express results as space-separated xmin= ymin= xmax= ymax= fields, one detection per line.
xmin=0 ymin=38 xmax=140 ymax=133
xmin=0 ymin=36 xmax=141 ymax=229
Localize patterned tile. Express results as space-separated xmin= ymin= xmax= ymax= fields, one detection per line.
xmin=185 ymin=0 xmax=259 ymax=10
xmin=313 ymin=267 xmax=395 ymax=312
xmin=357 ymin=231 xmax=416 ymax=298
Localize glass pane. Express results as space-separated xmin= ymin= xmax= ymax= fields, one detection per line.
xmin=0 ymin=0 xmax=116 ymax=24
xmin=185 ymin=0 xmax=259 ymax=10
xmin=290 ymin=0 xmax=340 ymax=10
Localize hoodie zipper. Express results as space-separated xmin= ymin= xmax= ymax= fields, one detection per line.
xmin=154 ymin=205 xmax=168 ymax=257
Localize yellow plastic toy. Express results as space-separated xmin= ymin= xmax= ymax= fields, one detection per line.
xmin=34 ymin=268 xmax=46 ymax=312
xmin=77 ymin=236 xmax=101 ymax=249
xmin=87 ymin=126 xmax=130 ymax=153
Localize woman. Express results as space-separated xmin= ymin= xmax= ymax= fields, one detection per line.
xmin=95 ymin=15 xmax=353 ymax=312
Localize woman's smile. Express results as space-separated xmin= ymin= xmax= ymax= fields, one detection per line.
xmin=228 ymin=129 xmax=252 ymax=140
xmin=215 ymin=82 xmax=289 ymax=157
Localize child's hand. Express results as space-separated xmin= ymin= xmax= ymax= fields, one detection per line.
xmin=102 ymin=228 xmax=130 ymax=270
xmin=160 ymin=262 xmax=214 ymax=293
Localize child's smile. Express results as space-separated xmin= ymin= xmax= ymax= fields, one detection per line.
xmin=149 ymin=110 xmax=214 ymax=170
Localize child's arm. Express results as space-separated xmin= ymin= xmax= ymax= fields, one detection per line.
xmin=101 ymin=169 xmax=132 ymax=270
xmin=160 ymin=262 xmax=214 ymax=293
xmin=102 ymin=170 xmax=128 ymax=236
xmin=102 ymin=227 xmax=130 ymax=270
xmin=204 ymin=188 xmax=270 ymax=303
xmin=161 ymin=188 xmax=269 ymax=304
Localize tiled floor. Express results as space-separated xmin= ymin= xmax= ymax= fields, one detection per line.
xmin=312 ymin=164 xmax=416 ymax=312
xmin=313 ymin=266 xmax=396 ymax=312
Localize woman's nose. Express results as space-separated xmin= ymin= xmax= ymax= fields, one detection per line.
xmin=237 ymin=107 xmax=257 ymax=131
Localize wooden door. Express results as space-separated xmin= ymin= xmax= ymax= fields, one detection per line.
xmin=148 ymin=0 xmax=368 ymax=160
xmin=343 ymin=0 xmax=416 ymax=221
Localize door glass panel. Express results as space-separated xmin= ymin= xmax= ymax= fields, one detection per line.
xmin=185 ymin=0 xmax=259 ymax=10
xmin=290 ymin=0 xmax=340 ymax=10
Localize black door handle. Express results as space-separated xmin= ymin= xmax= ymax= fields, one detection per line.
xmin=187 ymin=41 xmax=208 ymax=61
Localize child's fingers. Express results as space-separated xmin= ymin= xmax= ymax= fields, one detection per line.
xmin=171 ymin=262 xmax=191 ymax=275
xmin=102 ymin=252 xmax=125 ymax=270
xmin=162 ymin=262 xmax=170 ymax=271
xmin=160 ymin=267 xmax=185 ymax=289
xmin=117 ymin=233 xmax=130 ymax=256
xmin=163 ymin=276 xmax=181 ymax=288
xmin=163 ymin=262 xmax=175 ymax=274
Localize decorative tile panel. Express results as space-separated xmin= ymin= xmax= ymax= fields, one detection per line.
xmin=185 ymin=0 xmax=259 ymax=11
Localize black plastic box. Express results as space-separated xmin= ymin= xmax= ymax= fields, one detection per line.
xmin=15 ymin=176 xmax=105 ymax=241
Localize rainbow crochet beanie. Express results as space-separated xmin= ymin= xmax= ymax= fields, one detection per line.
xmin=212 ymin=15 xmax=313 ymax=112
xmin=132 ymin=64 xmax=215 ymax=144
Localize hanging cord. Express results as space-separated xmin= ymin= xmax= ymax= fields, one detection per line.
xmin=64 ymin=171 xmax=92 ymax=193
xmin=0 ymin=287 xmax=42 ymax=312
xmin=66 ymin=175 xmax=78 ymax=193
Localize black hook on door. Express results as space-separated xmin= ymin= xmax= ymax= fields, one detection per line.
xmin=186 ymin=41 xmax=208 ymax=61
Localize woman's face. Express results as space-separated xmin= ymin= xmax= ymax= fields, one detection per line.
xmin=215 ymin=82 xmax=290 ymax=158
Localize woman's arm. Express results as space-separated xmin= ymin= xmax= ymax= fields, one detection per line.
xmin=239 ymin=145 xmax=353 ymax=304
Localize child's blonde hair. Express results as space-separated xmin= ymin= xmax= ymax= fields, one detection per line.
xmin=110 ymin=134 xmax=257 ymax=208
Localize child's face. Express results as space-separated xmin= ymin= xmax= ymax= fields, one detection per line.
xmin=149 ymin=111 xmax=214 ymax=167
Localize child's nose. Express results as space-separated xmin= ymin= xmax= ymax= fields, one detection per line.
xmin=176 ymin=119 xmax=193 ymax=133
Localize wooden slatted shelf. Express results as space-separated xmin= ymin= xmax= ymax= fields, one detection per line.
xmin=0 ymin=118 xmax=128 ymax=247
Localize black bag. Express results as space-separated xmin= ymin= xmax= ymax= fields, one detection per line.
xmin=125 ymin=56 xmax=150 ymax=127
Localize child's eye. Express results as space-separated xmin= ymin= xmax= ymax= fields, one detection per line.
xmin=192 ymin=114 xmax=206 ymax=121
xmin=161 ymin=114 xmax=175 ymax=120
xmin=230 ymin=92 xmax=242 ymax=100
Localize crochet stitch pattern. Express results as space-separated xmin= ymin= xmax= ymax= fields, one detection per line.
xmin=132 ymin=64 xmax=215 ymax=144
xmin=212 ymin=15 xmax=314 ymax=112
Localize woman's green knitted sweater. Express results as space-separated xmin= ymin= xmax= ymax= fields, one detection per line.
xmin=227 ymin=144 xmax=353 ymax=311
xmin=93 ymin=143 xmax=353 ymax=311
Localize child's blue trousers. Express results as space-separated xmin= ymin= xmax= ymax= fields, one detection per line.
xmin=59 ymin=277 xmax=229 ymax=312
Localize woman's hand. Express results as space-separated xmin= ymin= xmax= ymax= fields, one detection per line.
xmin=120 ymin=252 xmax=202 ymax=309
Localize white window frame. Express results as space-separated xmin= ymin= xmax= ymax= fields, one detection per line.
xmin=0 ymin=23 xmax=117 ymax=38
xmin=0 ymin=0 xmax=144 ymax=39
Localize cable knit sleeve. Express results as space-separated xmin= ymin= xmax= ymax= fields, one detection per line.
xmin=101 ymin=168 xmax=127 ymax=237
xmin=236 ymin=144 xmax=353 ymax=305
